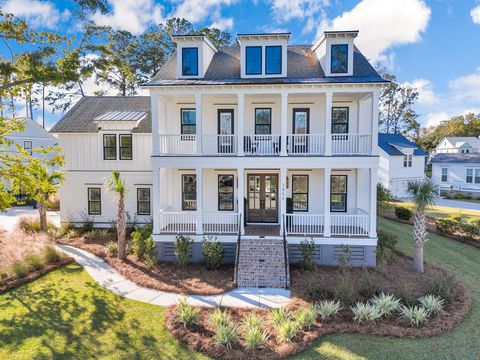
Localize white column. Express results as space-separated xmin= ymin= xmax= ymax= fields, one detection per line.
xmin=280 ymin=167 xmax=287 ymax=231
xmin=237 ymin=94 xmax=245 ymax=156
xmin=196 ymin=168 xmax=203 ymax=235
xmin=325 ymin=92 xmax=333 ymax=155
xmin=151 ymin=95 xmax=159 ymax=155
xmin=371 ymin=91 xmax=380 ymax=155
xmin=152 ymin=167 xmax=160 ymax=234
xmin=280 ymin=93 xmax=288 ymax=156
xmin=237 ymin=168 xmax=245 ymax=234
xmin=369 ymin=168 xmax=377 ymax=238
xmin=195 ymin=94 xmax=203 ymax=155
xmin=324 ymin=168 xmax=331 ymax=236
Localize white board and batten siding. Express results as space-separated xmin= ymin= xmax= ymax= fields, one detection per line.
xmin=432 ymin=163 xmax=480 ymax=193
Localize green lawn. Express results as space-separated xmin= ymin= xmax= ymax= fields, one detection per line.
xmin=1 ymin=219 xmax=479 ymax=359
xmin=386 ymin=201 xmax=480 ymax=220
xmin=0 ymin=263 xmax=207 ymax=360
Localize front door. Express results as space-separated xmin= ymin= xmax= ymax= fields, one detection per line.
xmin=217 ymin=109 xmax=234 ymax=154
xmin=247 ymin=174 xmax=278 ymax=223
xmin=291 ymin=108 xmax=309 ymax=154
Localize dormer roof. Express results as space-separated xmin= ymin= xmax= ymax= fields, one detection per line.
xmin=378 ymin=133 xmax=427 ymax=156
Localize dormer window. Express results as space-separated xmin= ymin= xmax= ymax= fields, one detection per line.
xmin=246 ymin=46 xmax=262 ymax=75
xmin=331 ymin=44 xmax=348 ymax=74
xmin=265 ymin=46 xmax=282 ymax=74
xmin=182 ymin=47 xmax=198 ymax=76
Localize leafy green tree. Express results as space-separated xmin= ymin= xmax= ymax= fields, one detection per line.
xmin=108 ymin=170 xmax=127 ymax=260
xmin=406 ymin=179 xmax=438 ymax=273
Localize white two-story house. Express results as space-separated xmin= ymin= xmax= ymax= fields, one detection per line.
xmin=52 ymin=30 xmax=387 ymax=288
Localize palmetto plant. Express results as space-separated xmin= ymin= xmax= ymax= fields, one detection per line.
xmin=406 ymin=179 xmax=438 ymax=273
xmin=108 ymin=170 xmax=127 ymax=260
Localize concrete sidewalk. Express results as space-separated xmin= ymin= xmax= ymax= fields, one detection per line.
xmin=56 ymin=244 xmax=291 ymax=309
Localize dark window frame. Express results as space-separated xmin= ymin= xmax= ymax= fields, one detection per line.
xmin=403 ymin=154 xmax=412 ymax=168
xmin=218 ymin=174 xmax=235 ymax=211
xmin=23 ymin=140 xmax=32 ymax=155
xmin=137 ymin=188 xmax=151 ymax=215
xmin=292 ymin=108 xmax=310 ymax=134
xmin=292 ymin=175 xmax=309 ymax=212
xmin=181 ymin=47 xmax=198 ymax=76
xmin=475 ymin=169 xmax=480 ymax=184
xmin=245 ymin=46 xmax=262 ymax=75
xmin=180 ymin=108 xmax=196 ymax=137
xmin=182 ymin=174 xmax=197 ymax=211
xmin=103 ymin=134 xmax=117 ymax=160
xmin=119 ymin=134 xmax=132 ymax=160
xmin=254 ymin=108 xmax=272 ymax=134
xmin=217 ymin=109 xmax=234 ymax=135
xmin=265 ymin=45 xmax=282 ymax=75
xmin=441 ymin=168 xmax=448 ymax=182
xmin=331 ymin=44 xmax=349 ymax=74
xmin=466 ymin=169 xmax=473 ymax=183
xmin=330 ymin=175 xmax=347 ymax=213
xmin=87 ymin=187 xmax=101 ymax=215
xmin=331 ymin=107 xmax=349 ymax=134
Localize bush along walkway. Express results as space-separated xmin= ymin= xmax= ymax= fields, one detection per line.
xmin=55 ymin=244 xmax=291 ymax=309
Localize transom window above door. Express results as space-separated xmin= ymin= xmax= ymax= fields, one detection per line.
xmin=332 ymin=107 xmax=349 ymax=134
xmin=255 ymin=108 xmax=272 ymax=134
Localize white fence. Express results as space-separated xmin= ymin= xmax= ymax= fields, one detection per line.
xmin=202 ymin=135 xmax=236 ymax=155
xmin=287 ymin=134 xmax=325 ymax=155
xmin=159 ymin=211 xmax=196 ymax=233
xmin=331 ymin=134 xmax=372 ymax=155
xmin=159 ymin=135 xmax=196 ymax=155
xmin=244 ymin=135 xmax=281 ymax=156
xmin=285 ymin=214 xmax=324 ymax=235
xmin=330 ymin=213 xmax=369 ymax=236
xmin=203 ymin=213 xmax=240 ymax=234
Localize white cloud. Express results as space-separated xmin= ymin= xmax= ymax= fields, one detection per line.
xmin=266 ymin=0 xmax=330 ymax=33
xmin=471 ymin=5 xmax=480 ymax=24
xmin=403 ymin=78 xmax=438 ymax=106
xmin=319 ymin=0 xmax=431 ymax=61
xmin=2 ymin=0 xmax=70 ymax=29
xmin=92 ymin=0 xmax=164 ymax=35
xmin=425 ymin=112 xmax=448 ymax=127
xmin=448 ymin=67 xmax=480 ymax=102
xmin=210 ymin=17 xmax=234 ymax=31
xmin=173 ymin=0 xmax=237 ymax=24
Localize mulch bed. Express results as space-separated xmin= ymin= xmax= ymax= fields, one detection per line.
xmin=0 ymin=257 xmax=74 ymax=293
xmin=166 ymin=253 xmax=472 ymax=360
xmin=56 ymin=237 xmax=235 ymax=295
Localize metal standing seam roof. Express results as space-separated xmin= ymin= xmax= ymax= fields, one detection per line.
xmin=378 ymin=133 xmax=428 ymax=156
xmin=430 ymin=153 xmax=480 ymax=164
xmin=94 ymin=110 xmax=147 ymax=121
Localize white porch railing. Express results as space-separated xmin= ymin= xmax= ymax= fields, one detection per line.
xmin=159 ymin=135 xmax=196 ymax=155
xmin=285 ymin=214 xmax=324 ymax=235
xmin=331 ymin=211 xmax=370 ymax=236
xmin=244 ymin=135 xmax=281 ymax=156
xmin=203 ymin=213 xmax=240 ymax=234
xmin=202 ymin=135 xmax=237 ymax=155
xmin=159 ymin=211 xmax=196 ymax=233
xmin=331 ymin=134 xmax=372 ymax=155
xmin=287 ymin=134 xmax=325 ymax=155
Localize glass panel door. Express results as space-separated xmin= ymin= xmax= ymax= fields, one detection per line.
xmin=292 ymin=108 xmax=309 ymax=154
xmin=247 ymin=174 xmax=278 ymax=223
xmin=217 ymin=109 xmax=234 ymax=154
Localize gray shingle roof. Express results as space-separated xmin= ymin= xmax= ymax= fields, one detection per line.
xmin=50 ymin=96 xmax=151 ymax=133
xmin=144 ymin=45 xmax=386 ymax=86
xmin=378 ymin=133 xmax=427 ymax=156
xmin=431 ymin=153 xmax=480 ymax=164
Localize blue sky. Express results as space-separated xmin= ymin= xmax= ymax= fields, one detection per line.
xmin=2 ymin=0 xmax=480 ymax=129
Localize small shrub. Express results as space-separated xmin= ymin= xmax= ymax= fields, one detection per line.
xmin=65 ymin=228 xmax=79 ymax=239
xmin=400 ymin=305 xmax=429 ymax=327
xmin=83 ymin=230 xmax=99 ymax=241
xmin=47 ymin=227 xmax=64 ymax=239
xmin=131 ymin=225 xmax=155 ymax=263
xmin=299 ymin=238 xmax=316 ymax=271
xmin=243 ymin=313 xmax=262 ymax=328
xmin=435 ymin=215 xmax=461 ymax=234
xmin=106 ymin=241 xmax=118 ymax=255
xmin=269 ymin=308 xmax=292 ymax=327
xmin=97 ymin=229 xmax=110 ymax=239
xmin=11 ymin=261 xmax=29 ymax=278
xmin=419 ymin=295 xmax=445 ymax=316
xmin=275 ymin=320 xmax=299 ymax=343
xmin=338 ymin=244 xmax=352 ymax=269
xmin=175 ymin=235 xmax=193 ymax=268
xmin=351 ymin=302 xmax=381 ymax=323
xmin=426 ymin=272 xmax=455 ymax=304
xmin=358 ymin=271 xmax=382 ymax=299
xmin=83 ymin=219 xmax=94 ymax=232
xmin=306 ymin=278 xmax=333 ymax=301
xmin=376 ymin=230 xmax=398 ymax=266
xmin=371 ymin=293 xmax=401 ymax=317
xmin=295 ymin=305 xmax=316 ymax=330
xmin=394 ymin=206 xmax=413 ymax=221
xmin=334 ymin=275 xmax=357 ymax=305
xmin=453 ymin=193 xmax=472 ymax=200
xmin=25 ymin=254 xmax=45 ymax=271
xmin=242 ymin=323 xmax=269 ymax=350
xmin=460 ymin=218 xmax=480 ymax=239
xmin=209 ymin=308 xmax=232 ymax=328
xmin=202 ymin=236 xmax=224 ymax=270
xmin=43 ymin=245 xmax=61 ymax=263
xmin=396 ymin=281 xmax=417 ymax=307
xmin=175 ymin=300 xmax=199 ymax=328
xmin=213 ymin=324 xmax=238 ymax=349
xmin=18 ymin=217 xmax=41 ymax=232
xmin=315 ymin=300 xmax=342 ymax=321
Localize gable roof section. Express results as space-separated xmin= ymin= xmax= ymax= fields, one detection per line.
xmin=50 ymin=96 xmax=151 ymax=133
xmin=145 ymin=45 xmax=386 ymax=86
xmin=7 ymin=117 xmax=57 ymax=141
xmin=431 ymin=153 xmax=480 ymax=164
xmin=378 ymin=133 xmax=427 ymax=156
xmin=438 ymin=137 xmax=480 ymax=150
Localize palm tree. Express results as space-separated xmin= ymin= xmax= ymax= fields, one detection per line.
xmin=108 ymin=170 xmax=127 ymax=260
xmin=406 ymin=179 xmax=438 ymax=273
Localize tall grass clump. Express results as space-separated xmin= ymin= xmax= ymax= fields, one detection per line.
xmin=295 ymin=305 xmax=316 ymax=330
xmin=351 ymin=302 xmax=381 ymax=323
xmin=11 ymin=261 xmax=29 ymax=278
xmin=400 ymin=305 xmax=429 ymax=326
xmin=25 ymin=254 xmax=45 ymax=271
xmin=371 ymin=293 xmax=401 ymax=317
xmin=418 ymin=295 xmax=444 ymax=316
xmin=175 ymin=299 xmax=199 ymax=328
xmin=315 ymin=300 xmax=342 ymax=321
xmin=43 ymin=245 xmax=62 ymax=263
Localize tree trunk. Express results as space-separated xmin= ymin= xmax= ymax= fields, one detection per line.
xmin=413 ymin=245 xmax=424 ymax=273
xmin=412 ymin=211 xmax=427 ymax=273
xmin=38 ymin=198 xmax=47 ymax=232
xmin=117 ymin=195 xmax=126 ymax=260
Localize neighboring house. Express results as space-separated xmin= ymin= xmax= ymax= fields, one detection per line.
xmin=2 ymin=117 xmax=57 ymax=155
xmin=434 ymin=136 xmax=480 ymax=154
xmin=377 ymin=133 xmax=427 ymax=198
xmin=52 ymin=30 xmax=387 ymax=287
xmin=431 ymin=153 xmax=480 ymax=195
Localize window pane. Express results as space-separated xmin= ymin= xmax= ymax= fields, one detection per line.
xmin=182 ymin=175 xmax=197 ymax=210
xmin=88 ymin=188 xmax=101 ymax=201
xmin=293 ymin=176 xmax=308 ymax=193
xmin=475 ymin=169 xmax=480 ymax=184
xmin=120 ymin=147 xmax=132 ymax=160
xmin=246 ymin=46 xmax=262 ymax=75
xmin=219 ymin=194 xmax=234 ymax=210
xmin=104 ymin=148 xmax=116 ymax=160
xmin=218 ymin=175 xmax=234 ymax=193
xmin=89 ymin=202 xmax=101 ymax=214
xmin=255 ymin=109 xmax=271 ymax=124
xmin=182 ymin=110 xmax=196 ymax=124
xmin=104 ymin=135 xmax=116 ymax=147
xmin=331 ymin=175 xmax=346 ymax=192
xmin=266 ymin=46 xmax=281 ymax=74
xmin=331 ymin=44 xmax=348 ymax=73
xmin=119 ymin=134 xmax=132 ymax=146
xmin=138 ymin=188 xmax=150 ymax=201
xmin=331 ymin=194 xmax=346 ymax=211
xmin=294 ymin=111 xmax=308 ymax=134
xmin=138 ymin=202 xmax=150 ymax=215
xmin=182 ymin=47 xmax=198 ymax=76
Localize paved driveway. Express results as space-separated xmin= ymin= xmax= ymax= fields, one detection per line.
xmin=0 ymin=206 xmax=60 ymax=232
xmin=436 ymin=198 xmax=480 ymax=211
